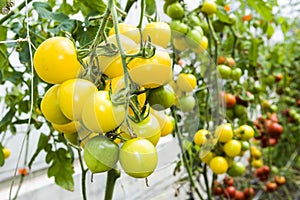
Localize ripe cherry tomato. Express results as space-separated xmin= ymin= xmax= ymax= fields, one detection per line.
xmin=194 ymin=129 xmax=209 ymax=146
xmin=108 ymin=23 xmax=140 ymax=43
xmin=84 ymin=136 xmax=119 ymax=173
xmin=121 ymin=113 xmax=161 ymax=146
xmin=235 ymin=125 xmax=254 ymax=140
xmin=2 ymin=148 xmax=11 ymax=159
xmin=265 ymin=181 xmax=277 ymax=192
xmin=33 ymin=37 xmax=82 ymax=84
xmin=119 ymin=138 xmax=158 ymax=178
xmin=234 ymin=191 xmax=245 ymax=200
xmin=128 ymin=49 xmax=172 ymax=88
xmin=201 ymin=0 xmax=217 ymax=15
xmin=274 ymin=175 xmax=286 ymax=186
xmin=41 ymin=84 xmax=71 ymax=125
xmin=224 ymin=186 xmax=236 ymax=199
xmin=224 ymin=92 xmax=236 ymax=108
xmin=52 ymin=121 xmax=81 ymax=134
xmin=176 ymin=73 xmax=197 ymax=92
xmin=96 ymin=34 xmax=137 ymax=78
xmin=200 ymin=151 xmax=215 ymax=164
xmin=215 ymin=123 xmax=233 ymax=143
xmin=243 ymin=188 xmax=255 ymax=199
xmin=148 ymin=84 xmax=175 ymax=111
xmin=81 ymin=90 xmax=126 ymax=133
xmin=58 ymin=78 xmax=98 ymax=121
xmin=224 ymin=139 xmax=242 ymax=157
xmin=167 ymin=2 xmax=184 ymax=20
xmin=142 ymin=22 xmax=171 ymax=48
xmin=209 ymin=156 xmax=228 ymax=174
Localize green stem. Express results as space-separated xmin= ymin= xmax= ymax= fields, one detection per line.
xmin=171 ymin=106 xmax=204 ymax=200
xmin=77 ymin=148 xmax=88 ymax=200
xmin=229 ymin=26 xmax=238 ymax=58
xmin=203 ymin=164 xmax=212 ymax=200
xmin=137 ymin=0 xmax=145 ymax=29
xmin=104 ymin=168 xmax=121 ymax=200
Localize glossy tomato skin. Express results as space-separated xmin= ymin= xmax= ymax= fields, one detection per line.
xmin=170 ymin=20 xmax=189 ymax=37
xmin=215 ymin=123 xmax=233 ymax=143
xmin=121 ymin=114 xmax=161 ymax=146
xmin=148 ymin=84 xmax=175 ymax=111
xmin=58 ymin=78 xmax=98 ymax=121
xmin=167 ymin=2 xmax=184 ymax=19
xmin=234 ymin=191 xmax=245 ymax=200
xmin=224 ymin=139 xmax=242 ymax=157
xmin=209 ymin=156 xmax=228 ymax=174
xmin=274 ymin=175 xmax=286 ymax=186
xmin=185 ymin=29 xmax=203 ymax=49
xmin=201 ymin=0 xmax=217 ymax=15
xmin=2 ymin=148 xmax=11 ymax=159
xmin=227 ymin=161 xmax=246 ymax=177
xmin=224 ymin=186 xmax=236 ymax=199
xmin=81 ymin=90 xmax=125 ymax=133
xmin=41 ymin=84 xmax=71 ymax=125
xmin=176 ymin=73 xmax=197 ymax=92
xmin=218 ymin=65 xmax=232 ymax=79
xmin=83 ymin=136 xmax=119 ymax=173
xmin=128 ymin=49 xmax=172 ymax=89
xmin=33 ymin=37 xmax=82 ymax=84
xmin=223 ymin=176 xmax=234 ymax=186
xmin=178 ymin=95 xmax=196 ymax=112
xmin=108 ymin=23 xmax=140 ymax=43
xmin=119 ymin=138 xmax=158 ymax=178
xmin=235 ymin=125 xmax=255 ymax=141
xmin=142 ymin=22 xmax=171 ymax=48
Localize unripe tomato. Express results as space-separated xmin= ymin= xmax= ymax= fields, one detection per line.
xmin=176 ymin=73 xmax=197 ymax=92
xmin=227 ymin=161 xmax=246 ymax=176
xmin=33 ymin=37 xmax=83 ymax=84
xmin=41 ymin=85 xmax=71 ymax=125
xmin=235 ymin=125 xmax=254 ymax=140
xmin=108 ymin=23 xmax=140 ymax=43
xmin=170 ymin=20 xmax=189 ymax=37
xmin=160 ymin=115 xmax=175 ymax=137
xmin=58 ymin=79 xmax=98 ymax=121
xmin=218 ymin=65 xmax=232 ymax=79
xmin=173 ymin=37 xmax=188 ymax=51
xmin=194 ymin=129 xmax=209 ymax=146
xmin=178 ymin=95 xmax=196 ymax=112
xmin=241 ymin=141 xmax=250 ymax=151
xmin=201 ymin=0 xmax=217 ymax=15
xmin=185 ymin=29 xmax=203 ymax=49
xmin=84 ymin=136 xmax=119 ymax=173
xmin=2 ymin=148 xmax=11 ymax=159
xmin=167 ymin=2 xmax=184 ymax=20
xmin=215 ymin=123 xmax=233 ymax=143
xmin=233 ymin=104 xmax=247 ymax=118
xmin=128 ymin=49 xmax=172 ymax=88
xmin=121 ymin=114 xmax=161 ymax=146
xmin=231 ymin=68 xmax=242 ymax=81
xmin=81 ymin=90 xmax=125 ymax=133
xmin=224 ymin=139 xmax=242 ymax=157
xmin=209 ymin=156 xmax=228 ymax=174
xmin=119 ymin=138 xmax=158 ymax=178
xmin=142 ymin=22 xmax=171 ymax=48
xmin=148 ymin=84 xmax=175 ymax=111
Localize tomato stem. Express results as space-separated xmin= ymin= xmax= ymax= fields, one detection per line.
xmin=77 ymin=148 xmax=88 ymax=200
xmin=104 ymin=168 xmax=121 ymax=200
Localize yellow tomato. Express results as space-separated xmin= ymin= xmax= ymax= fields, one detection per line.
xmin=209 ymin=156 xmax=228 ymax=174
xmin=251 ymin=159 xmax=263 ymax=168
xmin=176 ymin=73 xmax=197 ymax=92
xmin=41 ymin=85 xmax=71 ymax=125
xmin=81 ymin=90 xmax=126 ymax=133
xmin=52 ymin=121 xmax=81 ymax=134
xmin=215 ymin=123 xmax=233 ymax=143
xmin=109 ymin=23 xmax=140 ymax=43
xmin=58 ymin=79 xmax=98 ymax=121
xmin=142 ymin=22 xmax=171 ymax=48
xmin=173 ymin=37 xmax=188 ymax=51
xmin=223 ymin=139 xmax=242 ymax=157
xmin=192 ymin=35 xmax=208 ymax=53
xmin=235 ymin=125 xmax=255 ymax=141
xmin=128 ymin=49 xmax=172 ymax=88
xmin=152 ymin=111 xmax=175 ymax=137
xmin=33 ymin=37 xmax=83 ymax=84
xmin=194 ymin=129 xmax=209 ymax=146
xmin=97 ymin=35 xmax=137 ymax=78
xmin=2 ymin=148 xmax=11 ymax=159
xmin=200 ymin=151 xmax=215 ymax=164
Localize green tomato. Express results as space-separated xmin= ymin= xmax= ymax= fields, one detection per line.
xmin=227 ymin=161 xmax=246 ymax=177
xmin=201 ymin=0 xmax=217 ymax=15
xmin=200 ymin=21 xmax=209 ymax=36
xmin=217 ymin=65 xmax=232 ymax=79
xmin=178 ymin=95 xmax=196 ymax=112
xmin=231 ymin=67 xmax=242 ymax=81
xmin=167 ymin=2 xmax=184 ymax=20
xmin=234 ymin=104 xmax=247 ymax=118
xmin=119 ymin=138 xmax=158 ymax=178
xmin=188 ymin=14 xmax=202 ymax=26
xmin=227 ymin=13 xmax=237 ymax=25
xmin=148 ymin=84 xmax=175 ymax=111
xmin=241 ymin=141 xmax=250 ymax=151
xmin=170 ymin=20 xmax=189 ymax=37
xmin=83 ymin=136 xmax=119 ymax=173
xmin=185 ymin=29 xmax=203 ymax=49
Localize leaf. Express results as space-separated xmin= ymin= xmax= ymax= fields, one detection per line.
xmin=47 ymin=148 xmax=75 ymax=191
xmin=216 ymin=6 xmax=232 ymax=24
xmin=246 ymin=0 xmax=273 ymax=21
xmin=248 ymin=38 xmax=262 ymax=67
xmin=49 ymin=20 xmax=76 ymax=34
xmin=0 ymin=108 xmax=15 ymax=132
xmin=0 ymin=143 xmax=4 ymax=167
xmin=266 ymin=24 xmax=275 ymax=39
xmin=145 ymin=0 xmax=156 ymax=16
xmin=0 ymin=26 xmax=8 ymax=69
xmin=75 ymin=0 xmax=106 ymax=14
xmin=28 ymin=133 xmax=50 ymax=169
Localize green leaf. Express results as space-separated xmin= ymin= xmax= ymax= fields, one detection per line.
xmin=216 ymin=6 xmax=231 ymax=24
xmin=75 ymin=0 xmax=106 ymax=14
xmin=0 ymin=143 xmax=4 ymax=167
xmin=47 ymin=148 xmax=75 ymax=191
xmin=0 ymin=108 xmax=15 ymax=132
xmin=0 ymin=26 xmax=8 ymax=69
xmin=248 ymin=38 xmax=262 ymax=66
xmin=266 ymin=24 xmax=275 ymax=39
xmin=246 ymin=0 xmax=273 ymax=21
xmin=28 ymin=133 xmax=50 ymax=169
xmin=145 ymin=0 xmax=156 ymax=16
